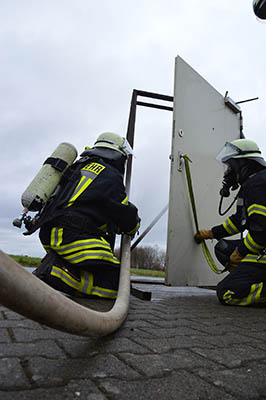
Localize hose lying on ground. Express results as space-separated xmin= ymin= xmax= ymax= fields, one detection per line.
xmin=0 ymin=235 xmax=131 ymax=337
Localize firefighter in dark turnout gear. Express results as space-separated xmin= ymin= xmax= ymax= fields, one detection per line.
xmin=195 ymin=139 xmax=266 ymax=306
xmin=33 ymin=132 xmax=140 ymax=299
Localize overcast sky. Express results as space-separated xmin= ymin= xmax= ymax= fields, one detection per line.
xmin=0 ymin=0 xmax=265 ymax=258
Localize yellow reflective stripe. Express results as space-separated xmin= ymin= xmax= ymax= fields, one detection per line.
xmin=242 ymin=254 xmax=266 ymax=263
xmin=64 ymin=249 xmax=120 ymax=264
xmin=51 ymin=266 xmax=80 ymax=289
xmin=248 ymin=203 xmax=266 ymax=217
xmin=223 ymin=290 xmax=235 ymax=304
xmin=223 ymin=283 xmax=263 ymax=306
xmin=78 ymin=270 xmax=93 ymax=294
xmin=67 ymin=176 xmax=93 ymax=207
xmin=91 ymin=286 xmax=117 ymax=299
xmin=51 ymin=238 xmax=112 ymax=255
xmin=50 ymin=228 xmax=63 ymax=247
xmin=50 ymin=266 xmax=116 ymax=298
xmin=99 ymin=223 xmax=108 ymax=233
xmin=244 ymin=232 xmax=264 ymax=253
xmin=66 ymin=163 xmax=106 ymax=208
xmin=127 ymin=222 xmax=140 ymax=235
xmin=121 ymin=196 xmax=128 ymax=205
xmin=51 ymin=267 xmax=94 ymax=295
xmin=222 ymin=218 xmax=239 ymax=235
xmin=50 ymin=228 xmax=56 ymax=247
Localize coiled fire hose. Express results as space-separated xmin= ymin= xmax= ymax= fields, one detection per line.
xmin=182 ymin=154 xmax=226 ymax=274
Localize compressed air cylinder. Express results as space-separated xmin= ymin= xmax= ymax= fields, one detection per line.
xmin=21 ymin=142 xmax=78 ymax=211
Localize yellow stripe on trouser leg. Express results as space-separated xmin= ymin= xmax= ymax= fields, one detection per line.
xmin=51 ymin=266 xmax=95 ymax=296
xmin=91 ymin=286 xmax=118 ymax=299
xmin=49 ymin=235 xmax=120 ymax=266
xmin=52 ymin=238 xmax=112 ymax=255
xmin=63 ymin=249 xmax=120 ymax=265
xmin=223 ymin=282 xmax=265 ymax=306
xmin=78 ymin=270 xmax=93 ymax=295
xmin=51 ymin=266 xmax=80 ymax=290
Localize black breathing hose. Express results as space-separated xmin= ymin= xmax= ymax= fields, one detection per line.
xmin=218 ymin=194 xmax=238 ymax=216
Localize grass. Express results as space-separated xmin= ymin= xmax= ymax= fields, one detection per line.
xmin=9 ymin=254 xmax=42 ymax=268
xmin=130 ymin=268 xmax=165 ymax=277
xmin=8 ymin=254 xmax=166 ymax=278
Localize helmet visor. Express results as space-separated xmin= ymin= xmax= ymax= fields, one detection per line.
xmin=120 ymin=138 xmax=134 ymax=157
xmin=216 ymin=142 xmax=242 ymax=164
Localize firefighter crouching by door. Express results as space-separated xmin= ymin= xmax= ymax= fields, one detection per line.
xmin=32 ymin=132 xmax=141 ymax=299
xmin=195 ymin=139 xmax=266 ymax=306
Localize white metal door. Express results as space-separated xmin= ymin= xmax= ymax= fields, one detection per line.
xmin=166 ymin=56 xmax=241 ymax=286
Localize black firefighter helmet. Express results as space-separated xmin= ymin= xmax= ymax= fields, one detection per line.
xmin=253 ymin=0 xmax=266 ymax=20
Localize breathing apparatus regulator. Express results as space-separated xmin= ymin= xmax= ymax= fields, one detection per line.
xmin=216 ymin=139 xmax=266 ymax=216
xmin=13 ymin=142 xmax=78 ymax=231
xmin=218 ymin=162 xmax=240 ymax=216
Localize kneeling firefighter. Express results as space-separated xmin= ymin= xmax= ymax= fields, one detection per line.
xmin=28 ymin=132 xmax=141 ymax=299
xmin=195 ymin=138 xmax=266 ymax=306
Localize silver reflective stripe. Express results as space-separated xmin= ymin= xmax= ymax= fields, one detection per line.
xmin=55 ymin=240 xmax=111 ymax=255
xmin=69 ymin=170 xmax=97 ymax=200
xmin=80 ymin=271 xmax=91 ymax=294
xmin=65 ymin=250 xmax=119 ymax=264
xmin=244 ymin=234 xmax=263 ymax=253
xmin=243 ymin=254 xmax=266 ymax=263
xmin=248 ymin=204 xmax=266 ymax=217
xmin=223 ymin=218 xmax=239 ymax=235
xmin=224 ymin=283 xmax=263 ymax=305
xmin=250 ymin=283 xmax=261 ymax=304
xmin=91 ymin=287 xmax=117 ymax=298
xmin=51 ymin=266 xmax=80 ymax=289
xmin=66 ymin=164 xmax=105 ymax=207
xmin=52 ymin=228 xmax=62 ymax=247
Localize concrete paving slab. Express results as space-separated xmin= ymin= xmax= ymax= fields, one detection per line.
xmin=132 ymin=283 xmax=216 ymax=301
xmin=0 ymin=284 xmax=266 ymax=399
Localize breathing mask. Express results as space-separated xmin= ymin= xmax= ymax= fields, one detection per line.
xmin=219 ymin=163 xmax=239 ymax=198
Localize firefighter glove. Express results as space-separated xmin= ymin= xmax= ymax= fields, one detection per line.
xmin=194 ymin=229 xmax=214 ymax=244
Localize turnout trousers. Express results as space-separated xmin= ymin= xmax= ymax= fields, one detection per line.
xmin=35 ymin=225 xmax=120 ymax=299
xmin=215 ymin=239 xmax=266 ymax=306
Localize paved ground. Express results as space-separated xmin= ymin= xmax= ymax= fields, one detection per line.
xmin=1 ymin=283 xmax=266 ymax=400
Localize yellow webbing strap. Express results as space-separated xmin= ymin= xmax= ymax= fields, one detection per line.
xmin=182 ymin=154 xmax=226 ymax=274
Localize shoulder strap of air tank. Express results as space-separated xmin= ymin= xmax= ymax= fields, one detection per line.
xmin=43 ymin=157 xmax=68 ymax=172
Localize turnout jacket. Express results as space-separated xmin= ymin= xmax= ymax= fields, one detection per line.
xmin=38 ymin=156 xmax=141 ymax=238
xmin=212 ymin=170 xmax=266 ymax=265
xmin=58 ymin=157 xmax=140 ymax=236
xmin=36 ymin=156 xmax=140 ymax=298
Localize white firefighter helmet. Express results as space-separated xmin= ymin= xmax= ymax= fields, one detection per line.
xmin=216 ymin=138 xmax=266 ymax=167
xmin=93 ymin=132 xmax=133 ymax=158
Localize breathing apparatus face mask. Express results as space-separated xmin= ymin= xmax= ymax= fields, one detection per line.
xmin=219 ymin=163 xmax=239 ymax=198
